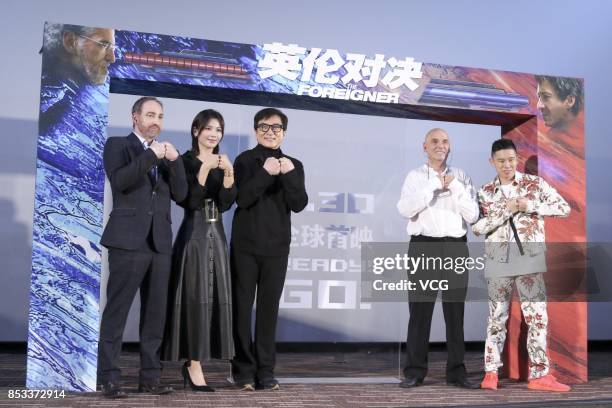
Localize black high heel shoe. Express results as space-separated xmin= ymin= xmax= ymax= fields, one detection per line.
xmin=182 ymin=361 xmax=215 ymax=392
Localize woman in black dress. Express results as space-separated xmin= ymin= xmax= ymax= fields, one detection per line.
xmin=162 ymin=109 xmax=236 ymax=391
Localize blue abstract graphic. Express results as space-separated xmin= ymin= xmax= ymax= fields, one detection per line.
xmin=27 ymin=23 xmax=108 ymax=391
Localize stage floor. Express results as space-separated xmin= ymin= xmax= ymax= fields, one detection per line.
xmin=1 ymin=347 xmax=611 ymax=407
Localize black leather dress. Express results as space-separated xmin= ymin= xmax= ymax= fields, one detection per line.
xmin=162 ymin=151 xmax=236 ymax=361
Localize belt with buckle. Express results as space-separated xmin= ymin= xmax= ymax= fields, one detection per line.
xmin=203 ymin=199 xmax=219 ymax=223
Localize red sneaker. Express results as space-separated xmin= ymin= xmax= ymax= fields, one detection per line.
xmin=480 ymin=372 xmax=498 ymax=390
xmin=527 ymin=374 xmax=571 ymax=392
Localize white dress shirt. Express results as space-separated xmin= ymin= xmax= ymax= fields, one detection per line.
xmin=397 ymin=164 xmax=479 ymax=238
xmin=133 ymin=131 xmax=148 ymax=147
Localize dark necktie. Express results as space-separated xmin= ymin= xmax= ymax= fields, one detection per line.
xmin=143 ymin=141 xmax=158 ymax=184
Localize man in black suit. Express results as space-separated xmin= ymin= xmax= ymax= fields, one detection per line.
xmin=98 ymin=96 xmax=187 ymax=398
xmin=230 ymin=108 xmax=308 ymax=391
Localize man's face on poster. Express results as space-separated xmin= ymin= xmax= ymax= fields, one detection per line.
xmin=64 ymin=28 xmax=116 ymax=85
xmin=537 ymin=79 xmax=576 ymax=129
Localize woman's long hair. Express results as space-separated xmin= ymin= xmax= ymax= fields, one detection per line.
xmin=191 ymin=109 xmax=225 ymax=155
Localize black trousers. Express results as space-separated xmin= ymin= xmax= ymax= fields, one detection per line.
xmin=98 ymin=240 xmax=171 ymax=384
xmin=230 ymin=248 xmax=288 ymax=383
xmin=403 ymin=234 xmax=469 ymax=381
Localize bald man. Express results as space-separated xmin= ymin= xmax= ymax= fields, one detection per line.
xmin=396 ymin=128 xmax=479 ymax=389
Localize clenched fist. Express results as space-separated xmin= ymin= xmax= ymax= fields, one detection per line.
xmin=218 ymin=154 xmax=233 ymax=172
xmin=161 ymin=142 xmax=179 ymax=161
xmin=149 ymin=140 xmax=166 ymax=159
xmin=279 ymin=157 xmax=295 ymax=174
xmin=263 ymin=157 xmax=281 ymax=175
xmin=506 ymin=198 xmax=519 ymax=214
xmin=202 ymin=154 xmax=219 ymax=171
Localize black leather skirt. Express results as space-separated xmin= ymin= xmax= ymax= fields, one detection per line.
xmin=162 ymin=209 xmax=234 ymax=361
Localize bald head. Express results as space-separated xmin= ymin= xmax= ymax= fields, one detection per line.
xmin=424 ymin=128 xmax=449 ymax=143
xmin=423 ymin=128 xmax=450 ymax=165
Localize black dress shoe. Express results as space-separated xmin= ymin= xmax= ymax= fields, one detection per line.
xmin=446 ymin=377 xmax=479 ymax=389
xmin=137 ymin=382 xmax=174 ymax=395
xmin=101 ymin=381 xmax=128 ymax=399
xmin=256 ymin=377 xmax=280 ymax=390
xmin=399 ymin=376 xmax=424 ymax=388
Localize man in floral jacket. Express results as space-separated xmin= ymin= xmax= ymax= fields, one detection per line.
xmin=473 ymin=138 xmax=571 ymax=392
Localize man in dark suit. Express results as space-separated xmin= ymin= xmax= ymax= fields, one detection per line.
xmin=98 ymin=96 xmax=187 ymax=398
xmin=230 ymin=108 xmax=308 ymax=391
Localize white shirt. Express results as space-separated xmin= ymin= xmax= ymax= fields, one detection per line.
xmin=397 ymin=164 xmax=479 ymax=238
xmin=499 ymin=184 xmax=515 ymax=242
xmin=133 ymin=130 xmax=148 ymax=148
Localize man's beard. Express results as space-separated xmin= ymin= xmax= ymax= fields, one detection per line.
xmin=82 ymin=63 xmax=109 ymax=85
xmin=146 ymin=126 xmax=160 ymax=138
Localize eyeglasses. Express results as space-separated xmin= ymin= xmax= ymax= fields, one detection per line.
xmin=256 ymin=123 xmax=284 ymax=134
xmin=79 ymin=35 xmax=117 ymax=52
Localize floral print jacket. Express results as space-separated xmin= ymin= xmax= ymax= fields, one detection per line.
xmin=472 ymin=172 xmax=570 ymax=262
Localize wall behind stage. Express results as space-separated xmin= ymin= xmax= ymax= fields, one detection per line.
xmin=1 ymin=0 xmax=611 ymax=342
